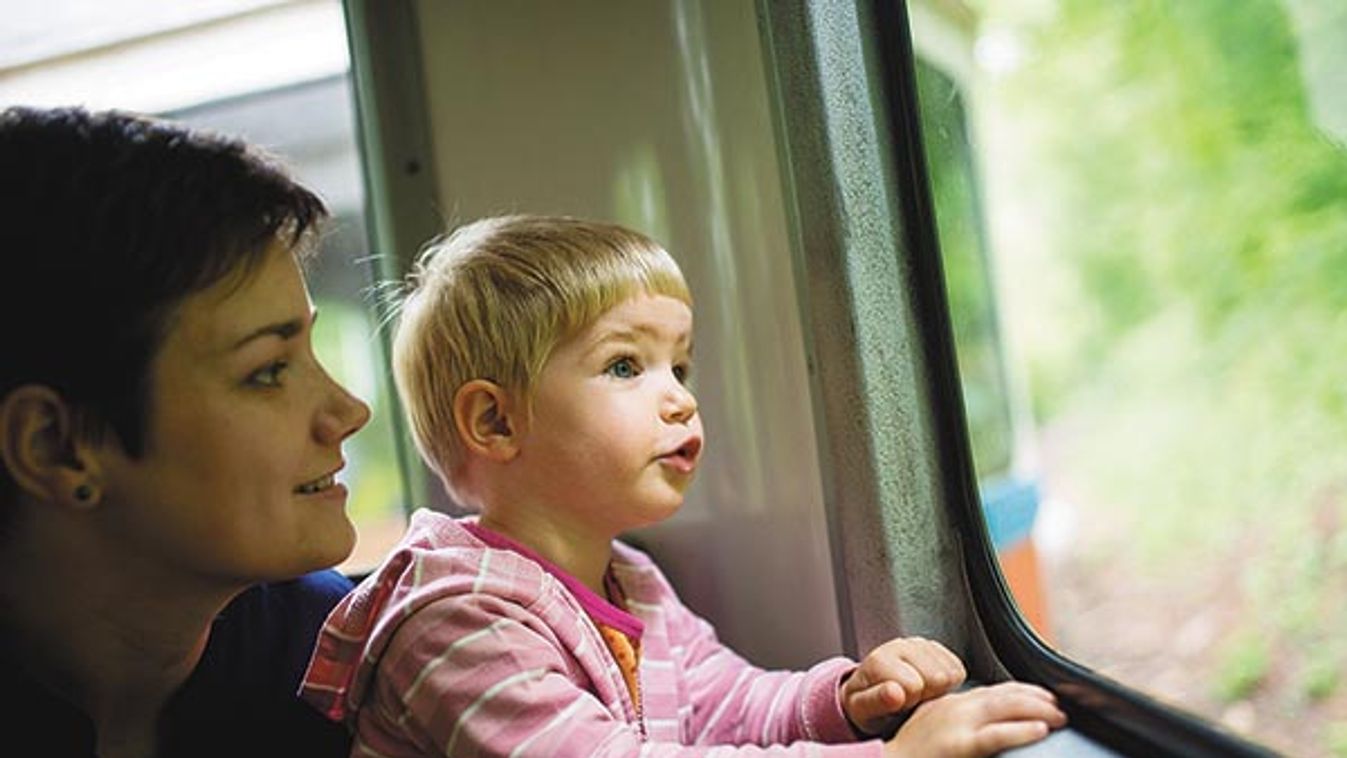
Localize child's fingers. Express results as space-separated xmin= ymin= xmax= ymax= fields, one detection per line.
xmin=969 ymin=720 xmax=1053 ymax=755
xmin=848 ymin=680 xmax=912 ymax=726
xmin=881 ymin=681 xmax=1066 ymax=758
xmin=865 ymin=657 xmax=926 ymax=702
xmin=971 ymin=683 xmax=1067 ymax=728
xmin=848 ymin=637 xmax=974 ymax=733
xmin=938 ymin=645 xmax=967 ymax=685
xmin=904 ymin=637 xmax=965 ymax=679
xmin=905 ymin=638 xmax=966 ymax=692
xmin=905 ymin=638 xmax=965 ymax=691
xmin=869 ymin=638 xmax=965 ymax=697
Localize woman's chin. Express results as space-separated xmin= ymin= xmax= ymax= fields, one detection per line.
xmin=300 ymin=518 xmax=358 ymax=574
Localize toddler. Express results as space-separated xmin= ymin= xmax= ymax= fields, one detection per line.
xmin=301 ymin=215 xmax=1065 ymax=756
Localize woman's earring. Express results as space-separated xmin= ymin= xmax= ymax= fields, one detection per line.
xmin=74 ymin=484 xmax=93 ymax=502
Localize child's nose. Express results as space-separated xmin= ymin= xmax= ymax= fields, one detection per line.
xmin=662 ymin=379 xmax=698 ymax=424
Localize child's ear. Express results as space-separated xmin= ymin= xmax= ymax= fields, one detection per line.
xmin=0 ymin=385 xmax=104 ymax=510
xmin=452 ymin=380 xmax=521 ymax=462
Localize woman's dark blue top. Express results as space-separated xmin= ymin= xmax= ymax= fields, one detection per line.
xmin=3 ymin=569 xmax=355 ymax=757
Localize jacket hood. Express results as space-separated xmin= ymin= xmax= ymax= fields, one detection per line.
xmin=300 ymin=509 xmax=548 ymax=722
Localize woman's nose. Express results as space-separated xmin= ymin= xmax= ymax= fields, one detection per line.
xmin=316 ymin=375 xmax=371 ymax=444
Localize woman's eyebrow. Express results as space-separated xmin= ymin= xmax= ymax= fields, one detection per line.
xmin=230 ymin=310 xmax=317 ymax=350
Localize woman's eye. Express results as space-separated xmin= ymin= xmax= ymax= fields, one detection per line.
xmin=605 ymin=357 xmax=640 ymax=379
xmin=247 ymin=361 xmax=289 ymax=388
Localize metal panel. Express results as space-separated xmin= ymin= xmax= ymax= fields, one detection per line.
xmin=759 ymin=0 xmax=976 ymax=659
xmin=343 ymin=0 xmax=444 ymax=511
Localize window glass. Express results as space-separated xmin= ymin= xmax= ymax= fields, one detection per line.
xmin=0 ymin=0 xmax=408 ymax=574
xmin=915 ymin=62 xmax=1015 ymax=483
xmin=915 ymin=63 xmax=1012 ymax=479
xmin=915 ymin=59 xmax=1052 ymax=637
xmin=914 ymin=1 xmax=1347 ymax=755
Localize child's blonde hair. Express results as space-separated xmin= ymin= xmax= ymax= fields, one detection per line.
xmin=392 ymin=214 xmax=692 ymax=490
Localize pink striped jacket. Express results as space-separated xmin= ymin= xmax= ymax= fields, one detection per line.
xmin=300 ymin=509 xmax=883 ymax=757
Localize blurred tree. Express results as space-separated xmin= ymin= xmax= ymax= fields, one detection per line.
xmin=965 ymin=2 xmax=1347 ymax=753
xmin=996 ymin=0 xmax=1347 ymax=406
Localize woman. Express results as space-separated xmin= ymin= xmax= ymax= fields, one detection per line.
xmin=0 ymin=106 xmax=370 ymax=757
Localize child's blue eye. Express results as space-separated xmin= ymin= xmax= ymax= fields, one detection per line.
xmin=247 ymin=361 xmax=289 ymax=388
xmin=673 ymin=363 xmax=692 ymax=384
xmin=606 ymin=357 xmax=640 ymax=379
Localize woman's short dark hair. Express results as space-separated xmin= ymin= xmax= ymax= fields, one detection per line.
xmin=0 ymin=105 xmax=329 ymax=458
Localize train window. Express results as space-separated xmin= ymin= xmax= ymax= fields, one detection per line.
xmin=915 ymin=63 xmax=1014 ymax=484
xmin=0 ymin=0 xmax=408 ymax=574
xmin=913 ymin=55 xmax=1055 ymax=640
xmin=913 ymin=1 xmax=1347 ymax=755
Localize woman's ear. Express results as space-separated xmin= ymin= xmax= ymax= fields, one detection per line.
xmin=0 ymin=385 xmax=103 ymax=509
xmin=452 ymin=380 xmax=522 ymax=463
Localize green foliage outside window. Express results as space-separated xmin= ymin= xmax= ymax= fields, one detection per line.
xmin=964 ymin=0 xmax=1347 ymax=753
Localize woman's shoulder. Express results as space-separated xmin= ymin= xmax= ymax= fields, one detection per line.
xmin=217 ymin=570 xmax=353 ymax=645
xmin=163 ymin=570 xmax=357 ymax=757
xmin=241 ymin=569 xmax=355 ymax=615
xmin=197 ymin=569 xmax=355 ymax=689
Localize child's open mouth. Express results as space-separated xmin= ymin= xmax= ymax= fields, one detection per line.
xmin=658 ymin=436 xmax=702 ymax=473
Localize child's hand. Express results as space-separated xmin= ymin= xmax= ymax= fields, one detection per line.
xmin=840 ymin=636 xmax=967 ymax=735
xmin=881 ymin=681 xmax=1067 ymax=758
